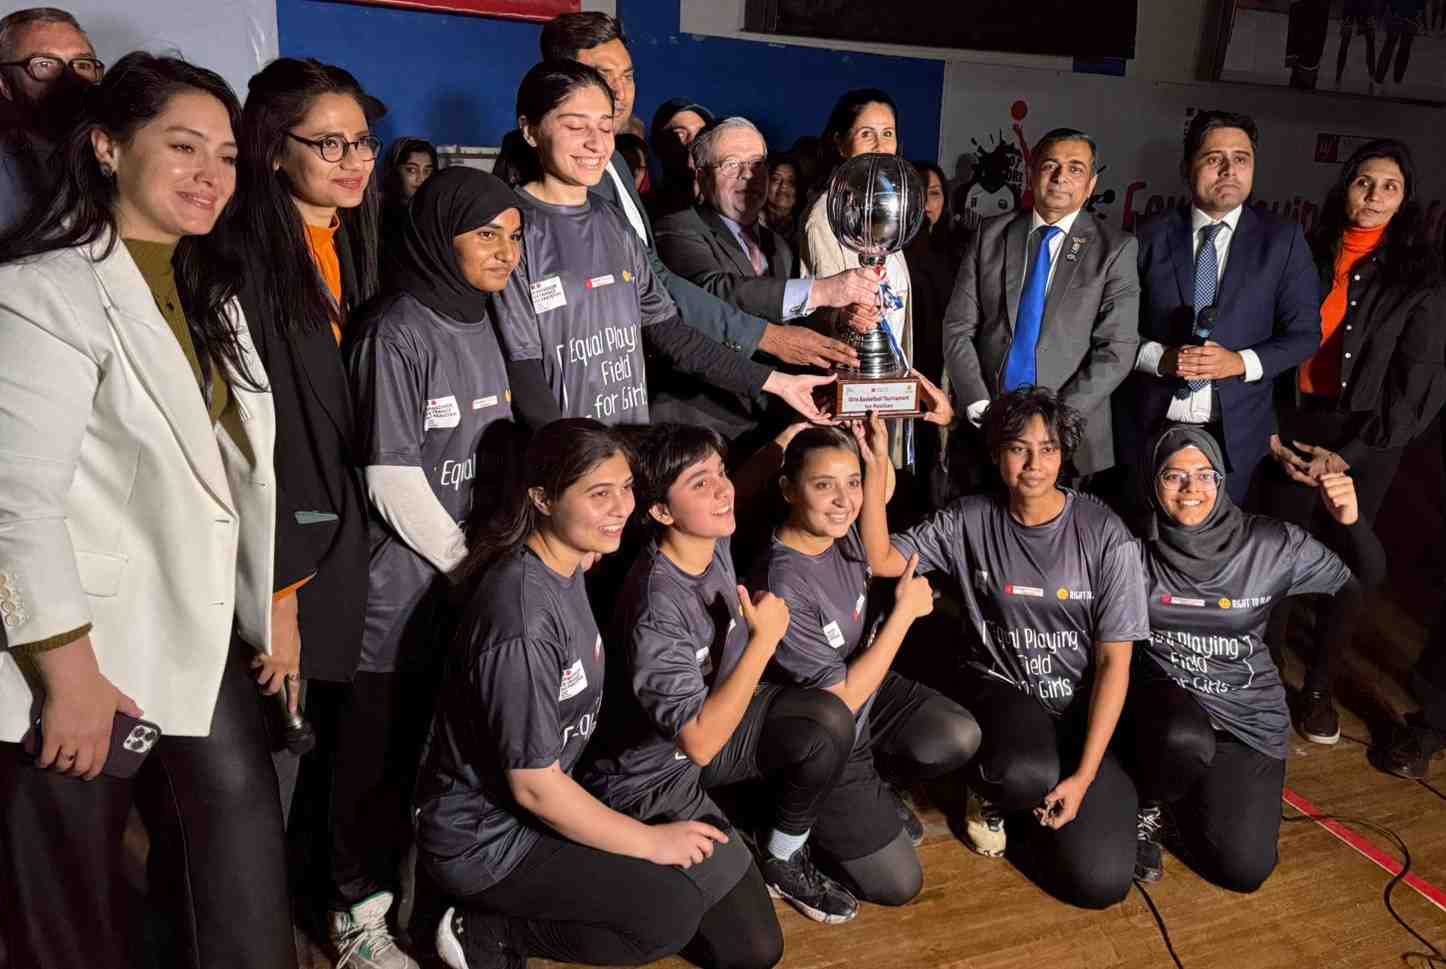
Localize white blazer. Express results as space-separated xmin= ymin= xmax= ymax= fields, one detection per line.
xmin=0 ymin=236 xmax=277 ymax=741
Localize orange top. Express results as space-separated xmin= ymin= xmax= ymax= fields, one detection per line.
xmin=304 ymin=219 xmax=345 ymax=345
xmin=1299 ymin=223 xmax=1387 ymax=397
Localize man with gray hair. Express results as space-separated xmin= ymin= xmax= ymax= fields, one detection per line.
xmin=0 ymin=7 xmax=99 ymax=232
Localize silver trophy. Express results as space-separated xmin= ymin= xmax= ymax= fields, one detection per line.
xmin=824 ymin=153 xmax=926 ymax=417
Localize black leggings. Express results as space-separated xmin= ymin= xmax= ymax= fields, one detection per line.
xmin=701 ymin=685 xmax=855 ymax=836
xmin=460 ymin=832 xmax=781 ymax=969
xmin=0 ymin=638 xmax=295 ymax=969
xmin=1128 ymin=676 xmax=1286 ymax=893
xmin=958 ymin=675 xmax=1137 ymax=910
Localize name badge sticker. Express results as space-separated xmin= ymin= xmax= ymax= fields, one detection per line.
xmin=472 ymin=395 xmax=498 ymax=411
xmin=585 ymin=274 xmax=615 ymax=290
xmin=530 ymin=276 xmax=567 ymax=314
xmin=822 ymin=620 xmax=846 ymax=650
xmin=424 ymin=395 xmax=461 ymax=430
xmin=559 ymin=658 xmax=588 ymax=701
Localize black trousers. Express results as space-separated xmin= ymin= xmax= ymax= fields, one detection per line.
xmin=0 ymin=638 xmax=296 ymax=969
xmin=1127 ymin=676 xmax=1286 ymax=893
xmin=321 ymin=670 xmax=437 ymax=907
xmin=460 ymin=832 xmax=781 ymax=969
xmin=1256 ymin=404 xmax=1398 ymax=692
xmin=955 ymin=674 xmax=1138 ymax=910
xmin=700 ymin=685 xmax=856 ymax=836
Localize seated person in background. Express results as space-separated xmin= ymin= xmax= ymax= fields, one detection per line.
xmin=1128 ymin=425 xmax=1366 ymax=891
xmin=582 ymin=422 xmax=861 ymax=926
xmin=422 ymin=420 xmax=768 ymax=969
xmin=757 ymin=420 xmax=980 ymax=908
xmin=615 ymin=131 xmax=650 ymax=194
xmin=943 ymin=128 xmax=1139 ymax=493
xmin=861 ymin=388 xmax=1148 ymax=910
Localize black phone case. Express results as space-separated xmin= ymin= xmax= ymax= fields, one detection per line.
xmin=22 ymin=713 xmax=162 ymax=779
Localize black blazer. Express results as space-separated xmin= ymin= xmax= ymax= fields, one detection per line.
xmin=654 ymin=205 xmax=796 ymax=322
xmin=239 ymin=224 xmax=369 ymax=682
xmin=1115 ymin=205 xmax=1321 ymax=477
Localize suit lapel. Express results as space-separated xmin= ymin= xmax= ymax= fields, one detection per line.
xmin=1215 ymin=206 xmax=1258 ymax=328
xmin=1168 ymin=206 xmax=1196 ymax=307
xmin=89 ymin=240 xmax=234 ymax=512
xmin=1041 ymin=214 xmax=1092 ymax=333
xmin=1003 ymin=213 xmax=1030 ymax=331
xmin=699 ymin=207 xmax=759 ymax=277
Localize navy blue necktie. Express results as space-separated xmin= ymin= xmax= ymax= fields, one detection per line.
xmin=1004 ymin=225 xmax=1063 ymax=391
xmin=1183 ymin=222 xmax=1226 ymax=395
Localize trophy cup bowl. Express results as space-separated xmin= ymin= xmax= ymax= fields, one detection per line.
xmin=824 ymin=153 xmax=927 ymax=419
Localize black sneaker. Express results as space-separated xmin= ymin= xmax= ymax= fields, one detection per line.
xmin=1296 ymin=690 xmax=1341 ymax=745
xmin=1382 ymin=715 xmax=1445 ymax=779
xmin=759 ymin=845 xmax=860 ymax=924
xmin=435 ymin=907 xmax=523 ymax=969
xmin=1135 ymin=802 xmax=1165 ymax=883
xmin=893 ymin=789 xmax=925 ymax=847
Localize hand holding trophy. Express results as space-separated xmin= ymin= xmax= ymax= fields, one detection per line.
xmin=823 ymin=153 xmax=927 ymax=419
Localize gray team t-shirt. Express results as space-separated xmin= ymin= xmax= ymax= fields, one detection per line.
xmin=583 ymin=536 xmax=751 ymax=822
xmin=350 ymin=292 xmax=515 ymax=672
xmin=415 ymin=546 xmax=605 ymax=897
xmin=758 ymin=526 xmax=876 ymax=747
xmin=1140 ymin=517 xmax=1351 ymax=759
xmin=893 ymin=491 xmax=1150 ymax=716
xmin=490 ymin=192 xmax=677 ymax=424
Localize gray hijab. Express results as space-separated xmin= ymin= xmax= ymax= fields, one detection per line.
xmin=1144 ymin=425 xmax=1247 ymax=581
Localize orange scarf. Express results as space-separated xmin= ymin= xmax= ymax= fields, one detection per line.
xmin=1299 ymin=223 xmax=1387 ymax=397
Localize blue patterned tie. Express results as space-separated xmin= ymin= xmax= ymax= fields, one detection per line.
xmin=1003 ymin=225 xmax=1063 ymax=391
xmin=1184 ymin=222 xmax=1225 ymax=395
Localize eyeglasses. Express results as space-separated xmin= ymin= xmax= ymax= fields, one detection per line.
xmin=1157 ymin=469 xmax=1223 ymax=490
xmin=0 ymin=55 xmax=104 ymax=83
xmin=286 ymin=131 xmax=382 ymax=163
xmin=710 ymin=158 xmax=769 ymax=179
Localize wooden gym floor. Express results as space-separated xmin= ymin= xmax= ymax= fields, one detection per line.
xmin=292 ymin=429 xmax=1446 ymax=969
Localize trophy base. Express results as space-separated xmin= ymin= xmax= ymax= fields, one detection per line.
xmin=830 ymin=374 xmax=923 ymax=418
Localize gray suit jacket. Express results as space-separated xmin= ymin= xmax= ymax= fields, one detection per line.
xmin=943 ymin=210 xmax=1141 ymax=474
xmin=655 ymin=205 xmax=796 ymax=322
xmin=589 ymin=152 xmax=769 ymax=356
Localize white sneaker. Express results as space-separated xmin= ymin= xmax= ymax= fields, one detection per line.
xmin=329 ymin=892 xmax=419 ymax=969
xmin=436 ymin=907 xmax=523 ymax=969
xmin=436 ymin=907 xmax=469 ymax=969
xmin=965 ymin=789 xmax=1007 ymax=858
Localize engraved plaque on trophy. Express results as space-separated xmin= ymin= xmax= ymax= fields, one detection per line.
xmin=824 ymin=153 xmax=926 ymax=419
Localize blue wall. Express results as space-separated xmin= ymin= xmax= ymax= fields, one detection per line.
xmin=275 ymin=0 xmax=945 ymax=160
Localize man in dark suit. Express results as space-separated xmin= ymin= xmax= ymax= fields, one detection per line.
xmin=540 ymin=12 xmax=857 ymax=374
xmin=652 ymin=117 xmax=880 ymax=438
xmin=1115 ymin=110 xmax=1321 ymax=504
xmin=943 ymin=128 xmax=1140 ymax=485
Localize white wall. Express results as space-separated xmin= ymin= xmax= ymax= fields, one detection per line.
xmin=61 ymin=0 xmax=278 ymax=100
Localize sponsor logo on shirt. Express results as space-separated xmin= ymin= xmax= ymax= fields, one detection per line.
xmin=1160 ymin=594 xmax=1207 ymax=607
xmin=1056 ymin=587 xmax=1094 ymax=601
xmin=439 ymin=456 xmax=475 ymax=492
xmin=561 ymin=706 xmax=598 ymax=746
xmin=1005 ymin=584 xmax=1044 ymax=598
xmin=1218 ymin=595 xmax=1273 ymax=609
xmin=559 ymin=658 xmax=588 ymax=701
xmin=529 ymin=275 xmax=567 ymax=314
xmin=623 ymin=270 xmax=635 ymax=283
xmin=585 ymin=274 xmax=615 ymax=290
xmin=472 ymin=395 xmax=498 ymax=411
xmin=822 ymin=619 xmax=847 ymax=650
xmin=424 ymin=395 xmax=461 ymax=430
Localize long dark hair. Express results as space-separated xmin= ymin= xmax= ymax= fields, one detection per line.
xmin=0 ymin=51 xmax=258 ymax=388
xmin=455 ymin=418 xmax=633 ymax=583
xmin=513 ymin=60 xmax=615 ymax=187
xmin=226 ymin=58 xmax=385 ymax=336
xmin=380 ymin=136 xmax=437 ymax=204
xmin=819 ymin=88 xmax=899 ymax=174
xmin=1309 ymin=138 xmax=1439 ymax=288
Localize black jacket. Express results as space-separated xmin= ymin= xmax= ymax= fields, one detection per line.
xmin=1286 ymin=253 xmax=1446 ymax=466
xmin=238 ymin=224 xmax=369 ymax=682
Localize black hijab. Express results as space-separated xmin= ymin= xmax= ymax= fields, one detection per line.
xmin=1144 ymin=425 xmax=1248 ymax=581
xmin=390 ymin=167 xmax=522 ymax=324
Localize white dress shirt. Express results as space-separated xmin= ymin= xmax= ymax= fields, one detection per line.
xmin=1134 ymin=205 xmax=1263 ymax=424
xmin=965 ymin=207 xmax=1082 ymax=426
xmin=605 ymin=159 xmax=649 ymax=244
xmin=716 ymin=211 xmax=814 ymax=320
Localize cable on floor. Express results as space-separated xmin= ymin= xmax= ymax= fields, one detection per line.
xmin=1131 ymin=879 xmax=1185 ymax=969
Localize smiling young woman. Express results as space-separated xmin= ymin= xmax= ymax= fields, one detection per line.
xmin=0 ymin=52 xmax=296 ymax=969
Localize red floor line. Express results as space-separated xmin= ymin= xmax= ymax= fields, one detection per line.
xmin=1282 ymin=786 xmax=1446 ymax=913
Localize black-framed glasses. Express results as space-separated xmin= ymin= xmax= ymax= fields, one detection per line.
xmin=0 ymin=55 xmax=104 ymax=83
xmin=285 ymin=131 xmax=382 ymax=163
xmin=1157 ymin=469 xmax=1223 ymax=491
